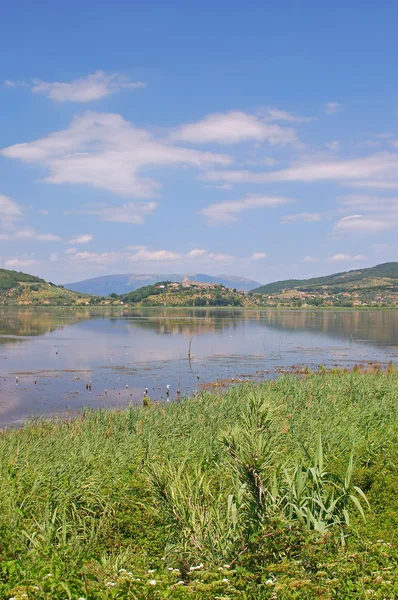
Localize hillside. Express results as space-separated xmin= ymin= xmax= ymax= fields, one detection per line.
xmin=0 ymin=268 xmax=93 ymax=306
xmin=253 ymin=262 xmax=398 ymax=305
xmin=120 ymin=280 xmax=247 ymax=306
xmin=63 ymin=272 xmax=261 ymax=295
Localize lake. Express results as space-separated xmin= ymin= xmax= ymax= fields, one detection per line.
xmin=0 ymin=307 xmax=397 ymax=426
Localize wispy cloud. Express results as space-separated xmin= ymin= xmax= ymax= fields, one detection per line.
xmin=171 ymin=110 xmax=297 ymax=145
xmin=1 ymin=112 xmax=232 ymax=198
xmin=0 ymin=227 xmax=62 ymax=242
xmin=202 ymin=152 xmax=398 ymax=189
xmin=68 ymin=202 xmax=158 ymax=224
xmin=333 ymin=215 xmax=394 ymax=235
xmin=250 ymin=252 xmax=267 ymax=260
xmin=6 ymin=71 xmax=147 ymax=102
xmin=303 ymin=256 xmax=320 ymax=263
xmin=334 ymin=195 xmax=398 ymax=235
xmin=328 ymin=253 xmax=367 ymax=262
xmin=68 ymin=234 xmax=94 ymax=244
xmin=4 ymin=258 xmax=38 ymax=268
xmin=325 ymin=102 xmax=341 ymax=114
xmin=262 ymin=107 xmax=314 ymax=123
xmin=281 ymin=212 xmax=322 ymax=224
xmin=200 ymin=194 xmax=294 ymax=225
xmin=0 ymin=194 xmax=23 ymax=225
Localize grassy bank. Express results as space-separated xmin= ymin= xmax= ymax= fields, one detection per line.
xmin=0 ymin=372 xmax=397 ymax=598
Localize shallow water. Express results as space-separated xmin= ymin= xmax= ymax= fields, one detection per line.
xmin=0 ymin=307 xmax=397 ymax=425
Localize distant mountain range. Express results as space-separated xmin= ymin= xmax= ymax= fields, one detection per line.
xmin=253 ymin=262 xmax=398 ymax=295
xmin=63 ymin=273 xmax=262 ymax=295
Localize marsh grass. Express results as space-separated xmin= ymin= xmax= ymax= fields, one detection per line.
xmin=0 ymin=371 xmax=397 ymax=598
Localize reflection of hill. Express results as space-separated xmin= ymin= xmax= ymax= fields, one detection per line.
xmin=0 ymin=309 xmax=92 ymax=342
xmin=262 ymin=310 xmax=398 ymax=345
xmin=119 ymin=308 xmax=246 ymax=336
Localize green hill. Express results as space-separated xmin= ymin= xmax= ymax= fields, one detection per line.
xmin=253 ymin=262 xmax=398 ymax=295
xmin=0 ymin=268 xmax=94 ymax=306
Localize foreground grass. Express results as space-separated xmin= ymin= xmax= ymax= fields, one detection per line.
xmin=0 ymin=372 xmax=397 ymax=599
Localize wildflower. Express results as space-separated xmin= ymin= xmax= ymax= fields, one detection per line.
xmin=189 ymin=563 xmax=204 ymax=571
xmin=176 ymin=581 xmax=184 ymax=585
xmin=32 ymin=587 xmax=39 ymax=591
xmin=149 ymin=580 xmax=157 ymax=586
xmin=8 ymin=597 xmax=17 ymax=600
xmin=44 ymin=573 xmax=53 ymax=578
xmin=173 ymin=568 xmax=180 ymax=573
xmin=78 ymin=597 xmax=86 ymax=600
xmin=148 ymin=569 xmax=155 ymax=573
xmin=105 ymin=582 xmax=116 ymax=587
xmin=119 ymin=568 xmax=127 ymax=573
xmin=265 ymin=579 xmax=275 ymax=586
xmin=223 ymin=565 xmax=230 ymax=569
xmin=222 ymin=578 xmax=229 ymax=583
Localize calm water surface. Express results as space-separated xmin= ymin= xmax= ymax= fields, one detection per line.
xmin=0 ymin=308 xmax=397 ymax=425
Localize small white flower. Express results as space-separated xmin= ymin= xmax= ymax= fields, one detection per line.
xmin=176 ymin=580 xmax=184 ymax=585
xmin=218 ymin=567 xmax=223 ymax=571
xmin=222 ymin=578 xmax=229 ymax=583
xmin=8 ymin=597 xmax=17 ymax=600
xmin=44 ymin=573 xmax=53 ymax=578
xmin=78 ymin=597 xmax=87 ymax=600
xmin=127 ymin=572 xmax=133 ymax=576
xmin=173 ymin=568 xmax=180 ymax=573
xmin=105 ymin=581 xmax=116 ymax=587
xmin=119 ymin=568 xmax=127 ymax=573
xmin=167 ymin=567 xmax=174 ymax=571
xmin=189 ymin=563 xmax=204 ymax=571
xmin=149 ymin=579 xmax=157 ymax=585
xmin=223 ymin=564 xmax=230 ymax=569
xmin=32 ymin=587 xmax=40 ymax=590
xmin=148 ymin=569 xmax=155 ymax=573
xmin=265 ymin=579 xmax=275 ymax=586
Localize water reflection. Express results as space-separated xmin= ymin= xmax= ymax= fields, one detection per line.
xmin=0 ymin=308 xmax=397 ymax=426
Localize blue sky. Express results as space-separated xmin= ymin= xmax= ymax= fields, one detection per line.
xmin=0 ymin=1 xmax=397 ymax=284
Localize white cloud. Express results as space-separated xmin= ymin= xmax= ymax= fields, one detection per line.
xmin=0 ymin=228 xmax=62 ymax=242
xmin=0 ymin=194 xmax=23 ymax=225
xmin=250 ymin=252 xmax=267 ymax=260
xmin=1 ymin=112 xmax=232 ymax=198
xmin=65 ymin=248 xmax=76 ymax=254
xmin=200 ymin=194 xmax=294 ymax=225
xmin=129 ymin=249 xmax=181 ymax=262
xmin=243 ymin=156 xmax=278 ymax=167
xmin=281 ymin=212 xmax=322 ymax=224
xmin=70 ymin=202 xmax=158 ymax=224
xmin=68 ymin=234 xmax=94 ymax=244
xmin=202 ymin=152 xmax=398 ymax=189
xmin=38 ymin=209 xmax=49 ymax=215
xmin=31 ymin=71 xmax=146 ymax=102
xmin=304 ymin=256 xmax=321 ymax=263
xmin=328 ymin=253 xmax=367 ymax=262
xmin=50 ymin=252 xmax=59 ymax=262
xmin=4 ymin=258 xmax=38 ymax=268
xmin=187 ymin=249 xmax=207 ymax=258
xmin=325 ymin=102 xmax=341 ymax=114
xmin=333 ymin=214 xmax=394 ymax=235
xmin=262 ymin=108 xmax=313 ymax=123
xmin=325 ymin=141 xmax=340 ymax=151
xmin=171 ymin=110 xmax=297 ymax=145
xmin=72 ymin=251 xmax=122 ymax=265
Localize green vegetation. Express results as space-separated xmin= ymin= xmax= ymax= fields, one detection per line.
xmin=252 ymin=262 xmax=398 ymax=306
xmin=0 ymin=268 xmax=95 ymax=306
xmin=0 ymin=370 xmax=397 ymax=598
xmin=0 ymin=268 xmax=44 ymax=291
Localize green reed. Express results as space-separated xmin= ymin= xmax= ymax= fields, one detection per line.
xmin=0 ymin=370 xmax=397 ymax=598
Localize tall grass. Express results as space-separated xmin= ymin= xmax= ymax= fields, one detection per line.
xmin=0 ymin=371 xmax=397 ymax=598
